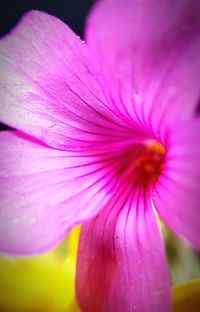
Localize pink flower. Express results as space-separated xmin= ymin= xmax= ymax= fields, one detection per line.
xmin=0 ymin=0 xmax=200 ymax=311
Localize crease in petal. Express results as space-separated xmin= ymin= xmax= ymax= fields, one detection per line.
xmin=76 ymin=187 xmax=171 ymax=312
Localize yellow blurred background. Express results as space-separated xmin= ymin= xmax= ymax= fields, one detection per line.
xmin=0 ymin=227 xmax=81 ymax=312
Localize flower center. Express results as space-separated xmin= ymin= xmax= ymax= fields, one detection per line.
xmin=122 ymin=141 xmax=165 ymax=188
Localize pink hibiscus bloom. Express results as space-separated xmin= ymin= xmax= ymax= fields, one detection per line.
xmin=0 ymin=0 xmax=200 ymax=311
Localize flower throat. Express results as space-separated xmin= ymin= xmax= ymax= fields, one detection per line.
xmin=122 ymin=141 xmax=165 ymax=188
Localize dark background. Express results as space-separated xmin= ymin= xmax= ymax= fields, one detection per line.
xmin=0 ymin=0 xmax=95 ymax=130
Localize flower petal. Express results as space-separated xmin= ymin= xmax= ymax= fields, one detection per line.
xmin=86 ymin=0 xmax=200 ymax=140
xmin=0 ymin=10 xmax=130 ymax=150
xmin=0 ymin=131 xmax=122 ymax=255
xmin=76 ymin=189 xmax=171 ymax=312
xmin=154 ymin=119 xmax=200 ymax=251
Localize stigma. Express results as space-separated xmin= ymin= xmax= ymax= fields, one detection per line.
xmin=122 ymin=141 xmax=165 ymax=188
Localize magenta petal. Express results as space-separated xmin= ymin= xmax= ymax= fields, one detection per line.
xmin=86 ymin=0 xmax=200 ymax=139
xmin=0 ymin=131 xmax=122 ymax=255
xmin=0 ymin=10 xmax=128 ymax=150
xmin=76 ymin=190 xmax=171 ymax=312
xmin=154 ymin=119 xmax=200 ymax=251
